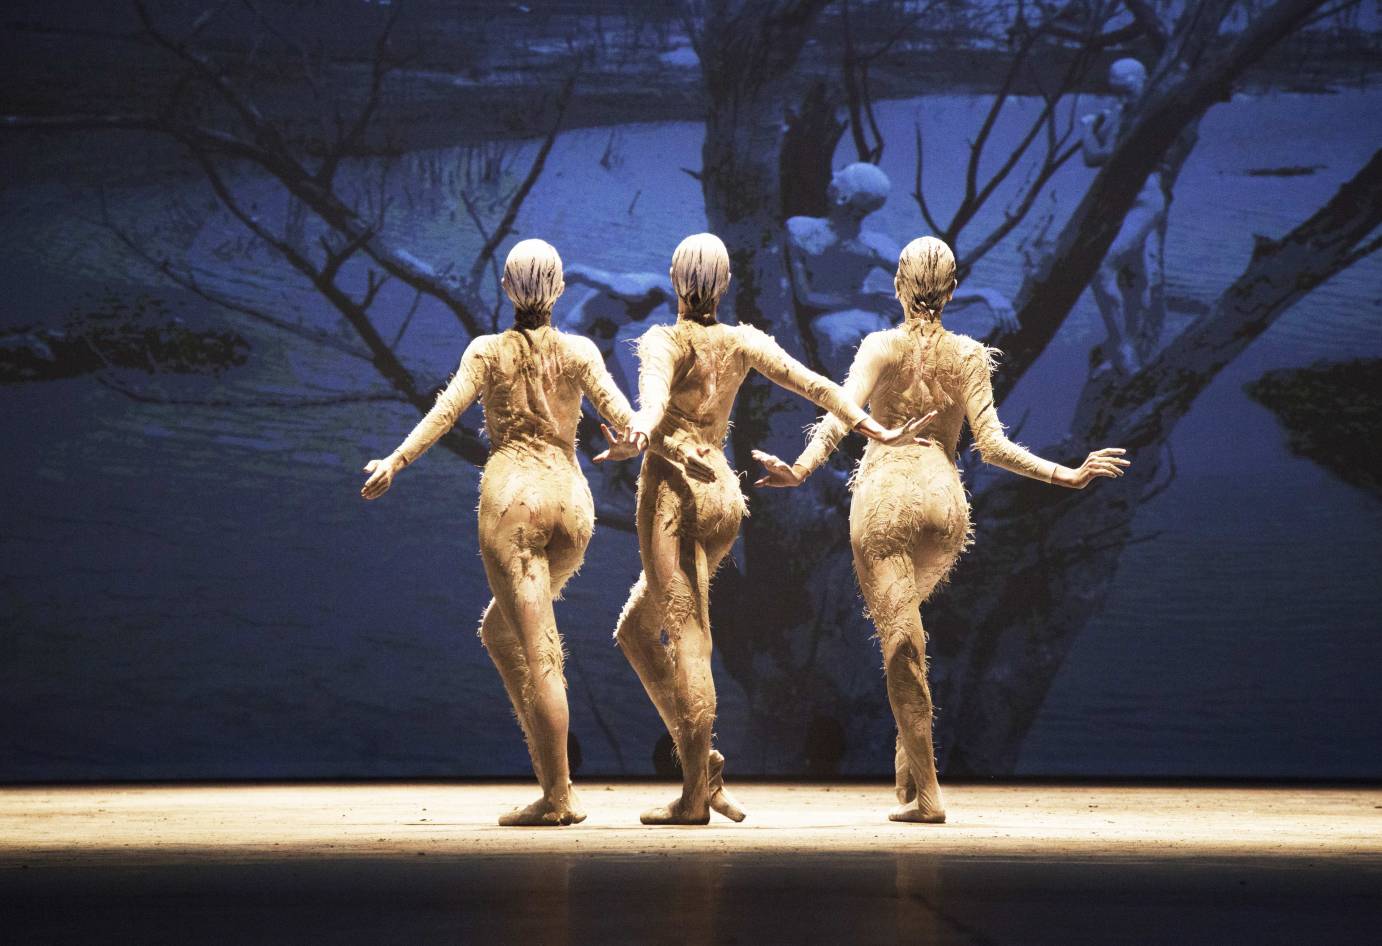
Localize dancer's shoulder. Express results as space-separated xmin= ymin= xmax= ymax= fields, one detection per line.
xmin=556 ymin=329 xmax=602 ymax=363
xmin=731 ymin=322 xmax=792 ymax=359
xmin=732 ymin=321 xmax=771 ymax=343
xmin=942 ymin=331 xmax=1002 ymax=375
xmin=946 ymin=330 xmax=983 ymax=354
xmin=631 ymin=321 xmax=683 ymax=363
xmin=460 ymin=333 xmax=499 ymax=360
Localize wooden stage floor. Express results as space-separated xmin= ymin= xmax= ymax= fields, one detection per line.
xmin=3 ymin=782 xmax=1379 ymax=944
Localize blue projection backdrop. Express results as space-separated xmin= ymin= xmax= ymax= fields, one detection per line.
xmin=2 ymin=1 xmax=1379 ymax=780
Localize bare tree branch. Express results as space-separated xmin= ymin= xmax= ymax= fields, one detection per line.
xmin=911 ymin=121 xmax=945 ymax=235
xmin=98 ymin=197 xmax=374 ymax=363
xmin=1086 ymin=147 xmax=1382 ymax=449
xmin=466 ymin=67 xmax=579 ymax=285
xmin=990 ymin=0 xmax=1330 ymax=403
xmin=912 ymin=1 xmax=1119 ymax=274
xmin=188 ymin=145 xmax=489 ymax=464
xmin=937 ymin=146 xmax=1382 ymax=773
xmin=314 ymin=0 xmax=406 ymax=188
xmin=133 ymin=0 xmax=277 ymax=146
xmin=1120 ymin=0 xmax=1169 ymax=52
xmin=1302 ymin=0 xmax=1366 ymax=28
xmin=390 ymin=289 xmax=425 ymax=351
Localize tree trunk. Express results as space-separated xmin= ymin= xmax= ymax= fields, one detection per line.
xmin=779 ymin=80 xmax=847 ymax=220
xmin=693 ymin=0 xmax=894 ymax=767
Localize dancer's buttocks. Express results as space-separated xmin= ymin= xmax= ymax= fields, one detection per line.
xmin=850 ymin=444 xmax=968 ymax=565
xmin=642 ymin=447 xmax=743 ymax=548
xmin=479 ymin=446 xmax=595 ymax=560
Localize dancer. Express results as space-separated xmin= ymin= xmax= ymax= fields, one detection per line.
xmin=360 ymin=239 xmax=646 ymax=826
xmin=786 ymin=161 xmax=1017 ymax=376
xmin=613 ymin=232 xmax=929 ymax=825
xmin=1081 ymin=57 xmax=1168 ymax=373
xmin=754 ymin=237 xmax=1128 ymax=823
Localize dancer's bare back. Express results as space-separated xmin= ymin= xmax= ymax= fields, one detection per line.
xmin=630 ymin=320 xmax=868 ymax=460
xmin=797 ymin=324 xmax=1057 ymax=481
xmin=756 ymin=324 xmax=1130 ymax=491
xmin=415 ymin=327 xmax=626 ymax=464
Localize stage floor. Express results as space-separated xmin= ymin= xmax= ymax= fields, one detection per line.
xmin=3 ymin=782 xmax=1380 ymax=943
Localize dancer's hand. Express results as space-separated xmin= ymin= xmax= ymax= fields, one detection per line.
xmin=361 ymin=455 xmax=404 ymax=500
xmin=593 ymin=423 xmax=643 ymax=464
xmin=675 ymin=443 xmax=717 ymax=483
xmin=1052 ymin=447 xmax=1129 ymax=488
xmin=855 ymin=410 xmax=938 ymax=447
xmin=752 ymin=450 xmax=806 ymax=488
xmin=618 ymin=413 xmax=652 ymax=456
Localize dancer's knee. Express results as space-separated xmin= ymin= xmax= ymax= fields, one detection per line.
xmin=613 ymin=575 xmax=652 ymax=648
xmin=478 ymin=603 xmax=521 ymax=658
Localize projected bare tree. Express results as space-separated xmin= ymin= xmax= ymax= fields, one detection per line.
xmin=7 ymin=0 xmax=579 ymax=472
xmin=5 ymin=0 xmax=1376 ymax=773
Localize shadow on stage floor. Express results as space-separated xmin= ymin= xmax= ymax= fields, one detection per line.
xmin=3 ymin=781 xmax=1379 ymax=944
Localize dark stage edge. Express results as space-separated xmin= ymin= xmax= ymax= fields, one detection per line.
xmin=3 ymin=781 xmax=1379 ymax=944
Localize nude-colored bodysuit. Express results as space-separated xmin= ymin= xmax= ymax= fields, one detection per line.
xmin=393 ymin=325 xmax=635 ymax=804
xmin=615 ymin=319 xmax=867 ymax=817
xmin=794 ymin=320 xmax=1054 ymax=816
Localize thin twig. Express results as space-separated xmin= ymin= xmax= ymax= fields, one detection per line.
xmin=467 ymin=67 xmax=579 ymax=285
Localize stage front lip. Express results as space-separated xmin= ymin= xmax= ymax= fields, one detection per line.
xmin=3 ymin=781 xmax=1379 ymax=865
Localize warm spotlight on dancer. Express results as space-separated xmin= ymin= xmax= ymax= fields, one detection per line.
xmin=754 ymin=236 xmax=1129 ymax=823
xmin=612 ymin=233 xmax=930 ymax=825
xmin=361 ymin=239 xmax=642 ymax=826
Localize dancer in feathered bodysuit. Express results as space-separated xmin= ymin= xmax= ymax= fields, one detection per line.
xmin=361 ymin=239 xmax=651 ymax=826
xmin=754 ymin=237 xmax=1129 ymax=823
xmin=612 ymin=233 xmax=930 ymax=825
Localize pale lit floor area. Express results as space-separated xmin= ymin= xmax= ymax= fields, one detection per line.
xmin=3 ymin=782 xmax=1379 ymax=944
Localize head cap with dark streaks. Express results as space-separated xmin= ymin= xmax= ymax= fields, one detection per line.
xmin=670 ymin=233 xmax=731 ymax=323
xmin=895 ymin=236 xmax=957 ymax=322
xmin=502 ymin=239 xmax=565 ymax=329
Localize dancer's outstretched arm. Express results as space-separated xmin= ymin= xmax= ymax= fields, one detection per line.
xmin=960 ymin=345 xmax=1128 ymax=488
xmin=569 ymin=333 xmax=636 ymax=446
xmin=623 ymin=325 xmax=678 ymax=447
xmin=737 ymin=324 xmax=926 ymax=446
xmin=361 ymin=337 xmax=490 ymax=499
xmin=739 ymin=323 xmax=866 ymax=428
xmin=754 ymin=333 xmax=935 ymax=488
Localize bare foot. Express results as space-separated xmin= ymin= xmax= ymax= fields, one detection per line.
xmin=708 ymin=750 xmax=747 ymax=823
xmin=888 ymin=800 xmax=946 ymax=824
xmin=498 ymin=795 xmax=587 ymax=827
xmin=640 ymin=796 xmax=710 ymax=826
